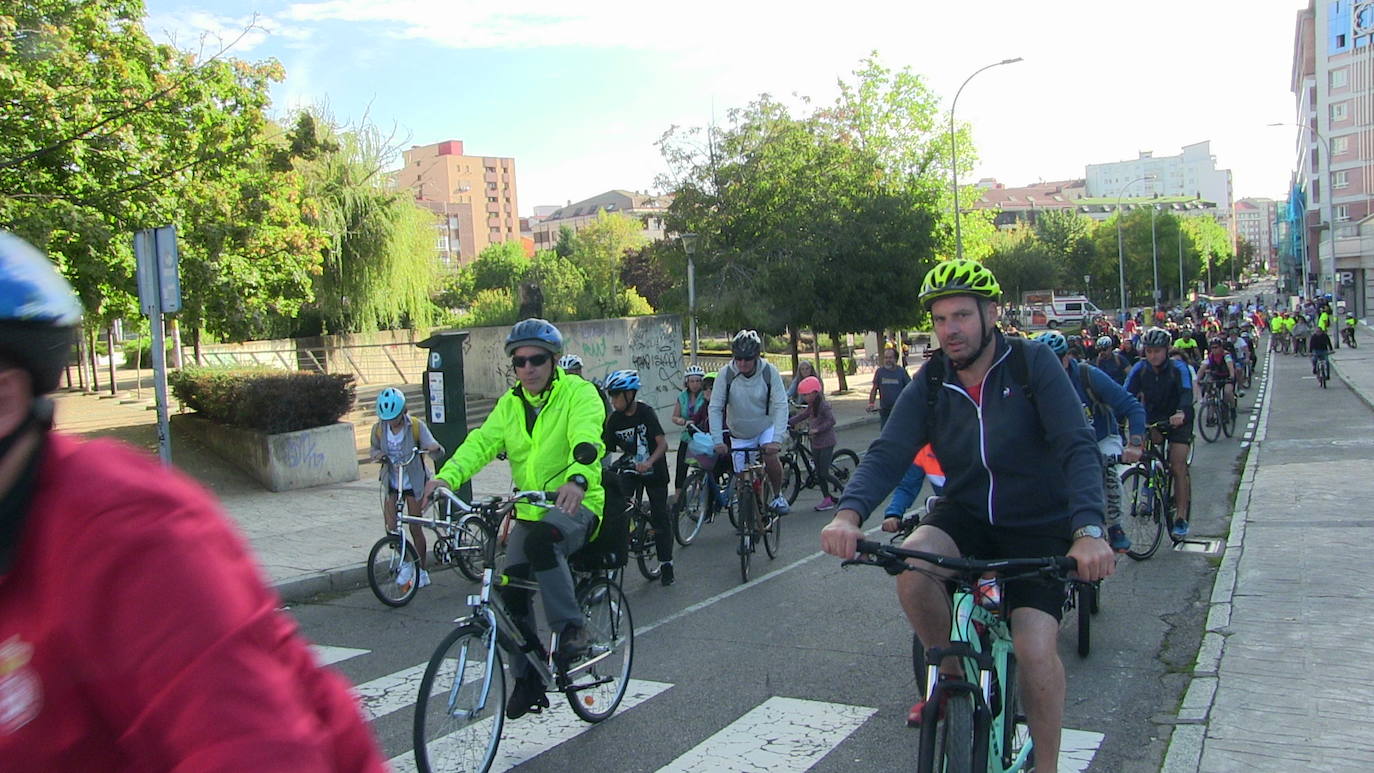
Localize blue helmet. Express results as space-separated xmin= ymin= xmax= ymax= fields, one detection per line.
xmin=0 ymin=232 xmax=82 ymax=394
xmin=1037 ymin=331 xmax=1068 ymax=356
xmin=505 ymin=318 xmax=563 ymax=355
xmin=604 ymin=369 xmax=641 ymax=393
xmin=375 ymin=387 xmax=406 ymax=421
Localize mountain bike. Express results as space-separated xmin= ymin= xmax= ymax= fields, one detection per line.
xmin=1314 ymin=353 xmax=1331 ymax=388
xmin=844 ymin=540 xmax=1076 ymax=773
xmin=1119 ymin=424 xmax=1182 ymax=560
xmin=413 ymin=491 xmax=633 ymax=773
xmin=671 ymin=422 xmax=729 ymax=546
xmin=778 ymin=428 xmax=860 ymax=505
xmin=367 ymin=449 xmax=499 ymax=606
xmin=1196 ymin=378 xmax=1233 ymax=442
xmin=607 ymin=458 xmax=664 ymax=581
xmin=733 ymin=444 xmax=782 ymax=583
xmin=1342 ymin=325 xmax=1357 ymax=348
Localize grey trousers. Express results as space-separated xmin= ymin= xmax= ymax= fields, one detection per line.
xmin=502 ymin=504 xmax=596 ymax=676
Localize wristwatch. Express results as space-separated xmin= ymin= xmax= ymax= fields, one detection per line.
xmin=1072 ymin=524 xmax=1106 ymax=541
xmin=567 ymin=474 xmax=588 ymax=491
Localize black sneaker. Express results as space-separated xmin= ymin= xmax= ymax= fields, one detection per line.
xmin=506 ymin=676 xmax=549 ymax=719
xmin=555 ymin=625 xmax=591 ymax=672
xmin=660 ymin=562 xmax=675 ymax=586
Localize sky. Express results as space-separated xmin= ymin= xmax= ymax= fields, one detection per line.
xmin=141 ymin=0 xmax=1307 ymax=216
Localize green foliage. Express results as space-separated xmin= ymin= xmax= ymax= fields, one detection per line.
xmin=462 ymin=288 xmax=519 ymax=328
xmin=470 ymin=241 xmax=529 ymax=293
xmin=121 ymin=337 xmax=173 ymax=369
xmin=571 ymin=211 xmax=648 ymax=317
xmin=554 ymin=225 xmax=576 ymax=258
xmin=169 ymin=367 xmax=356 ymax=433
xmin=433 ymin=268 xmax=476 ymax=311
xmin=526 ymin=250 xmax=586 ymax=321
xmin=984 ymin=229 xmax=1059 ymax=303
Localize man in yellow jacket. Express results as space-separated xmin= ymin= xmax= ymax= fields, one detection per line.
xmin=422 ymin=318 xmax=606 ymax=719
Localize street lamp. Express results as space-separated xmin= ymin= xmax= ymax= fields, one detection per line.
xmin=950 ymin=57 xmax=1023 ymax=259
xmin=679 ymin=232 xmax=700 ymax=364
xmin=1115 ymin=175 xmax=1157 ymax=322
xmin=1268 ymin=122 xmax=1333 ymax=300
xmin=1150 ymin=203 xmax=1160 ymax=305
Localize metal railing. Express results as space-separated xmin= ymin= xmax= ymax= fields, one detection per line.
xmin=189 ymin=341 xmax=429 ymax=385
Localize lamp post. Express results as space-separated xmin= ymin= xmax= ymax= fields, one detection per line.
xmin=1150 ymin=203 xmax=1160 ymax=305
xmin=1269 ymin=122 xmax=1334 ymax=300
xmin=1115 ymin=175 xmax=1157 ymax=323
xmin=950 ymin=57 xmax=1023 ymax=259
xmin=1178 ymin=219 xmax=1186 ymax=302
xmin=679 ymin=233 xmax=700 ymax=364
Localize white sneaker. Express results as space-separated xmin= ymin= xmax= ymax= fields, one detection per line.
xmin=418 ymin=569 xmax=432 ymax=588
xmin=396 ymin=561 xmax=415 ymax=587
xmin=770 ymin=496 xmax=790 ymax=515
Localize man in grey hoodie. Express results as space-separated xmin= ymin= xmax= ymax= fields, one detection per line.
xmin=709 ymin=329 xmax=790 ymax=514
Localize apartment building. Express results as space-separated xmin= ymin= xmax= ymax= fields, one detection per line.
xmin=1085 ymin=142 xmax=1235 ymax=235
xmin=393 ymin=140 xmax=520 ymax=268
xmin=1235 ymin=197 xmax=1279 ymax=272
xmin=529 ymin=190 xmax=673 ymax=251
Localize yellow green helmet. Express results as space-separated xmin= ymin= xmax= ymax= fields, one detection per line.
xmin=919 ymin=259 xmax=1001 ymax=309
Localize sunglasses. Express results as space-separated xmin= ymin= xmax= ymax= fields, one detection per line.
xmin=511 ymin=353 xmax=551 ymax=369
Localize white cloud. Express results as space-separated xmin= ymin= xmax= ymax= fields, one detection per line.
xmin=144 ymin=9 xmax=316 ymax=57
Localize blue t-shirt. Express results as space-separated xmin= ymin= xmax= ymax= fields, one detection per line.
xmin=872 ymin=365 xmax=911 ymax=409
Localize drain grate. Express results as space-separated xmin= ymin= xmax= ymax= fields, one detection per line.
xmin=1172 ymin=538 xmax=1225 ymax=556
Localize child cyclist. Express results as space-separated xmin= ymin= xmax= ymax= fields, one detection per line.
xmin=369 ymin=387 xmax=444 ymax=588
xmin=602 ymin=370 xmax=677 ymax=585
xmin=670 ymin=365 xmax=710 ymax=507
xmin=786 ymin=376 xmax=845 ymax=511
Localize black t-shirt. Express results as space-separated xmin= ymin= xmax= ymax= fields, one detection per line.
xmin=603 ymin=402 xmax=670 ymax=484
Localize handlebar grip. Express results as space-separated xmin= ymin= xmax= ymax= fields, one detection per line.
xmin=856 ymin=539 xmax=883 ymax=555
xmin=1054 ymin=556 xmax=1078 ymax=572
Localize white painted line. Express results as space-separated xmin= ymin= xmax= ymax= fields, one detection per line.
xmin=1060 ymin=727 xmax=1106 ymax=772
xmin=354 ymin=663 xmax=431 ymax=721
xmin=311 ymin=645 xmax=370 ymax=667
xmin=657 ymin=696 xmax=876 ymax=773
xmin=389 ymin=679 xmax=672 ymax=772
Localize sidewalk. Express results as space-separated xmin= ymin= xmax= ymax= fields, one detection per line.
xmin=51 ymin=369 xmax=879 ymax=603
xmin=1162 ymin=327 xmax=1374 ymax=772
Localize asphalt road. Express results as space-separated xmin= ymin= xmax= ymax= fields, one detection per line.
xmin=287 ymin=359 xmax=1260 ymax=772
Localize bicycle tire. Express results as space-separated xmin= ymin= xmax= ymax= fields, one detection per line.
xmin=452 ymin=516 xmax=497 ymax=582
xmin=367 ymin=535 xmax=421 ymax=607
xmin=673 ymin=471 xmax=708 ymax=546
xmin=762 ymin=504 xmax=781 ymax=559
xmin=1198 ymin=401 xmax=1220 ymax=443
xmin=631 ymin=510 xmax=661 ymax=581
xmin=737 ymin=485 xmax=755 ymax=583
xmin=1076 ymin=583 xmax=1093 ymax=658
xmin=1120 ymin=468 xmax=1163 ymax=560
xmin=829 ymin=449 xmax=861 ymax=491
xmin=566 ymin=578 xmax=634 ymax=722
xmin=781 ymin=455 xmax=802 ymax=505
xmin=999 ymin=652 xmax=1029 ymax=770
xmin=1091 ymin=579 xmax=1102 ymax=615
xmin=933 ymin=693 xmax=976 ymax=773
xmin=1221 ymin=399 xmax=1235 ymax=438
xmin=413 ymin=623 xmax=505 ymax=773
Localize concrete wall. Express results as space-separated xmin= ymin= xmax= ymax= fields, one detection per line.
xmin=171 ymin=414 xmax=359 ymax=492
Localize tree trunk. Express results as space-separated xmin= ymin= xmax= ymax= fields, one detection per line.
xmin=86 ymin=327 xmax=99 ymax=392
xmin=192 ymin=326 xmax=204 ymax=367
xmin=169 ymin=318 xmax=184 ymax=369
xmin=831 ymin=330 xmax=849 ymax=393
xmin=105 ymin=325 xmax=118 ymax=395
xmin=787 ymin=323 xmax=800 ymax=379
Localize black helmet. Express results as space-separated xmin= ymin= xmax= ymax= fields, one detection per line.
xmin=730 ymin=329 xmax=762 ymax=359
xmin=0 ymin=232 xmax=82 ymax=394
xmin=504 ymin=318 xmax=563 ymax=355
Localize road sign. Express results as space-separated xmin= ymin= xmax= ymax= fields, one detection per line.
xmin=134 ymin=226 xmax=181 ymax=314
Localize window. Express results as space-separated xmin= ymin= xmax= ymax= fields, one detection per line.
xmin=1334 ymin=135 xmax=1350 ymax=154
xmin=487 ymin=182 xmax=497 ymax=190
xmin=1332 ymin=101 xmax=1349 ymax=121
xmin=1336 ymin=204 xmax=1351 ymax=222
xmin=487 ymin=196 xmax=497 ymax=203
xmin=485 ymin=166 xmax=495 ymax=173
xmin=1337 ymin=34 xmax=1348 ymax=48
xmin=1332 ymin=68 xmax=1349 ymax=88
xmin=1335 ymin=170 xmax=1350 ymax=189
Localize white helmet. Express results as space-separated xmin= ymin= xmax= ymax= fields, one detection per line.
xmin=684 ymin=365 xmax=706 ymax=378
xmin=558 ymin=354 xmax=583 ymax=370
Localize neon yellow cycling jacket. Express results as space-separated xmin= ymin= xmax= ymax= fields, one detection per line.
xmin=436 ymin=370 xmax=606 ymax=524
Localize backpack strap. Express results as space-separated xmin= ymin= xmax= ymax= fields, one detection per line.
xmin=1005 ymin=337 xmax=1035 ymax=406
xmin=1077 ymin=361 xmax=1108 ymax=420
xmin=723 ymin=361 xmax=774 ymax=415
xmin=923 ymin=352 xmax=947 ymax=438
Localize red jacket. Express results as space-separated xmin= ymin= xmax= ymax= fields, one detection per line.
xmin=0 ymin=434 xmax=385 ymax=772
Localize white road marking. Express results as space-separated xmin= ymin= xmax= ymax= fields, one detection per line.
xmin=389 ymin=679 xmax=671 ymax=772
xmin=354 ymin=664 xmax=431 ymax=721
xmin=312 ymin=645 xmax=370 ymax=666
xmin=1060 ymin=727 xmax=1107 ymax=772
xmin=657 ymin=696 xmax=876 ymax=773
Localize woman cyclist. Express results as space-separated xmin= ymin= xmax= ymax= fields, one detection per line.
xmin=670 ymin=365 xmax=709 ymax=508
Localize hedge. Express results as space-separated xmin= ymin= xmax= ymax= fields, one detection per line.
xmin=121 ymin=339 xmax=174 ymax=369
xmin=169 ymin=367 xmax=356 ymax=434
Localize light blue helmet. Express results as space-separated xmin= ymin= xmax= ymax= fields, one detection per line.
xmin=604 ymin=369 xmax=641 ymax=393
xmin=375 ymin=387 xmax=406 ymax=421
xmin=0 ymin=232 xmax=82 ymax=394
xmin=505 ymin=318 xmax=563 ymax=355
xmin=1037 ymin=331 xmax=1068 ymax=356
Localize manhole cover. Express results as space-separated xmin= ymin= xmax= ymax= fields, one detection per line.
xmin=1172 ymin=538 xmax=1225 ymax=556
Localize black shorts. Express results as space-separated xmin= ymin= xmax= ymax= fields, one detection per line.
xmin=1157 ymin=408 xmax=1194 ymax=446
xmin=919 ymin=499 xmax=1073 ymax=622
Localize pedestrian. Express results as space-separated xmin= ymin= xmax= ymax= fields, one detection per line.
xmin=785 ymin=359 xmax=822 ymax=403
xmin=787 ymin=376 xmax=844 ymax=511
xmin=867 ymin=348 xmax=910 ymax=428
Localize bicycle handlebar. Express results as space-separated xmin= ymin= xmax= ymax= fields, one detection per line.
xmin=844 ymin=539 xmax=1077 ymax=577
xmin=433 ymin=487 xmax=555 ymax=514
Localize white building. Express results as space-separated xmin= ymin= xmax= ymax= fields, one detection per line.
xmin=529 ymin=190 xmax=673 ymax=252
xmin=1235 ymin=197 xmax=1279 ymax=272
xmin=1085 ymin=142 xmax=1235 ymax=233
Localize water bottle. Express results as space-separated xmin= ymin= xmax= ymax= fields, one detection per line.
xmin=976 ymin=577 xmax=1001 ymax=610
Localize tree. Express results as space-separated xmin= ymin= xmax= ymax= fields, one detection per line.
xmin=554 ymin=225 xmax=576 ymax=258
xmin=571 ymin=211 xmax=648 ymax=317
xmin=984 ymin=229 xmax=1059 ymax=304
xmin=469 ymin=240 xmax=529 ymax=294
xmin=620 ymin=241 xmax=675 ymax=311
xmin=525 ymin=250 xmax=586 ymax=321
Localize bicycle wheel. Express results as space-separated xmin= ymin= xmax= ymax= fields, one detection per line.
xmin=1241 ymin=363 xmax=1253 ymax=389
xmin=1320 ymin=360 xmax=1330 ymax=388
xmin=928 ymin=693 xmax=975 ymax=773
xmin=367 ymin=535 xmax=420 ymax=607
xmin=780 ymin=456 xmax=802 ymax=506
xmin=829 ymin=449 xmax=861 ymax=491
xmin=673 ymin=472 xmax=707 ymax=546
xmin=566 ymin=578 xmax=634 ymax=722
xmin=1220 ymin=399 xmax=1235 ymax=438
xmin=413 ymin=623 xmax=505 ymax=773
xmin=1120 ymin=468 xmax=1163 ymax=561
xmin=1076 ymin=583 xmax=1093 ymax=658
xmin=631 ymin=511 xmax=661 ymax=581
xmin=737 ymin=486 xmax=755 ymax=583
xmin=999 ymin=653 xmax=1029 ymax=771
xmin=1198 ymin=401 xmax=1220 ymax=443
xmin=451 ymin=516 xmax=497 ymax=582
xmin=762 ymin=501 xmax=781 ymax=559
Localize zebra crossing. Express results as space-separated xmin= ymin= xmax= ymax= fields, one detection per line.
xmin=308 ymin=644 xmax=1104 ymax=773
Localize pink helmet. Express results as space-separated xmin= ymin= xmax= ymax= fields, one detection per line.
xmin=798 ymin=376 xmax=822 ymax=395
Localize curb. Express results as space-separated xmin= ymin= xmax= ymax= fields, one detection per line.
xmin=273 ymin=563 xmax=371 ymax=605
xmin=1160 ymin=343 xmax=1274 ymax=772
xmin=1332 ymin=320 xmax=1374 ymax=412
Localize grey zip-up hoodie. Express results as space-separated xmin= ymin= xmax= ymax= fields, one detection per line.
xmin=709 ymin=360 xmax=789 ymax=446
xmin=838 ymin=334 xmax=1105 ymax=532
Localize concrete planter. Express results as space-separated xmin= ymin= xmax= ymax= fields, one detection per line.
xmin=171 ymin=414 xmax=359 ymax=492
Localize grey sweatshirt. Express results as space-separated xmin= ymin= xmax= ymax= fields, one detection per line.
xmin=709 ymin=359 xmax=789 ymax=446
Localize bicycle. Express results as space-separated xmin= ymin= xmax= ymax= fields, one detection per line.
xmin=777 ymin=428 xmax=860 ymax=505
xmin=844 ymin=539 xmax=1077 ymax=773
xmin=1195 ymin=378 xmax=1233 ymax=443
xmin=1314 ymin=352 xmax=1331 ymax=388
xmin=1342 ymin=325 xmax=1358 ymax=349
xmin=732 ymin=444 xmax=782 ymax=583
xmin=670 ymin=422 xmax=728 ymax=546
xmin=367 ymin=449 xmax=499 ymax=607
xmin=1119 ymin=423 xmax=1184 ymax=560
xmin=412 ymin=491 xmax=634 ymax=773
xmin=607 ymin=457 xmax=664 ymax=582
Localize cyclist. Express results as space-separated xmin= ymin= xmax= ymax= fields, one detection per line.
xmin=1124 ymin=328 xmax=1194 ymax=538
xmin=368 ymin=387 xmax=444 ymax=589
xmin=558 ymin=353 xmax=584 ymax=376
xmin=420 ymin=318 xmax=606 ymax=720
xmin=1199 ymin=339 xmax=1238 ymax=420
xmin=786 ymin=376 xmax=843 ymax=511
xmin=1094 ymin=335 xmax=1131 ymax=384
xmin=1292 ymin=314 xmax=1311 ymax=356
xmin=0 ymin=232 xmax=386 ymax=770
xmin=602 ymin=369 xmax=675 ymax=585
xmin=710 ymin=330 xmax=790 ymax=515
xmin=1345 ymin=312 xmax=1358 ymax=347
xmin=1310 ymin=324 xmax=1334 ymax=377
xmin=1038 ymin=331 xmax=1146 ymax=553
xmin=670 ymin=365 xmax=709 ymax=509
xmin=786 ymin=359 xmax=823 ymax=403
xmin=867 ymin=347 xmax=910 ymax=428
xmin=821 ymin=259 xmax=1113 ymax=773
xmin=1229 ymin=330 xmax=1251 ymax=391
xmin=879 ymin=444 xmax=945 ymax=529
